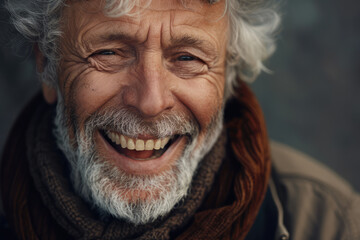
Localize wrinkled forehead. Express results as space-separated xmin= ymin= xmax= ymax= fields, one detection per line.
xmin=61 ymin=0 xmax=228 ymax=44
xmin=63 ymin=0 xmax=225 ymax=19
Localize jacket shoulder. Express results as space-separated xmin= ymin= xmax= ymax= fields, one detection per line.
xmin=270 ymin=141 xmax=360 ymax=240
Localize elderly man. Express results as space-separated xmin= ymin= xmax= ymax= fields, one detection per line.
xmin=1 ymin=0 xmax=359 ymax=239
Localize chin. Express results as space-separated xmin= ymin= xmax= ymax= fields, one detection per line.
xmin=71 ymin=135 xmax=200 ymax=224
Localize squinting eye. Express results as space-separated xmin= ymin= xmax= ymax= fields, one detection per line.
xmin=97 ymin=50 xmax=116 ymax=55
xmin=177 ymin=55 xmax=195 ymax=61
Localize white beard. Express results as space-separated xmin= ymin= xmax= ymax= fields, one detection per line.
xmin=53 ymin=93 xmax=223 ymax=224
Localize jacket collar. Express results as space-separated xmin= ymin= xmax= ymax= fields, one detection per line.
xmin=269 ymin=178 xmax=290 ymax=240
xmin=245 ymin=177 xmax=290 ymax=240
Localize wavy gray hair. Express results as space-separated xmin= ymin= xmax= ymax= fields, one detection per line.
xmin=5 ymin=0 xmax=280 ymax=99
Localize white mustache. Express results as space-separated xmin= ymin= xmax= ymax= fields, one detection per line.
xmin=83 ymin=107 xmax=200 ymax=139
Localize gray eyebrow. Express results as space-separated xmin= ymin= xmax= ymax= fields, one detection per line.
xmin=83 ymin=32 xmax=137 ymax=53
xmin=170 ymin=35 xmax=204 ymax=47
xmin=169 ymin=35 xmax=218 ymax=56
xmin=99 ymin=33 xmax=136 ymax=43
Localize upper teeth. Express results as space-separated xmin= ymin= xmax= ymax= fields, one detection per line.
xmin=106 ymin=131 xmax=170 ymax=151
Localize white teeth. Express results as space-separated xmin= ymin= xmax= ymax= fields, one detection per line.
xmin=120 ymin=135 xmax=127 ymax=148
xmin=127 ymin=138 xmax=135 ymax=150
xmin=145 ymin=140 xmax=154 ymax=150
xmin=154 ymin=139 xmax=161 ymax=150
xmin=110 ymin=132 xmax=116 ymax=143
xmin=106 ymin=131 xmax=171 ymax=151
xmin=135 ymin=139 xmax=145 ymax=151
xmin=115 ymin=134 xmax=120 ymax=145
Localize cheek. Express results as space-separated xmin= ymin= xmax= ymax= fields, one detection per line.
xmin=68 ymin=71 xmax=126 ymax=119
xmin=175 ymin=76 xmax=225 ymax=130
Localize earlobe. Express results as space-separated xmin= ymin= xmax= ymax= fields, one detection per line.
xmin=42 ymin=83 xmax=57 ymax=104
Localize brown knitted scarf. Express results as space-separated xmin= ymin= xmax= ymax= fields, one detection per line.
xmin=1 ymin=83 xmax=270 ymax=240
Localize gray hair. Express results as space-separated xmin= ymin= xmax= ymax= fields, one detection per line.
xmin=5 ymin=0 xmax=280 ymax=99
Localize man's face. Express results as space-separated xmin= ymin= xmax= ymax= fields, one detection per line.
xmin=52 ymin=0 xmax=228 ymax=223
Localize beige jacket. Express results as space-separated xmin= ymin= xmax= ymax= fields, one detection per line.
xmin=270 ymin=142 xmax=360 ymax=240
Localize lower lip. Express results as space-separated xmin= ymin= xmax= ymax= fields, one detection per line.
xmin=95 ymin=131 xmax=186 ymax=175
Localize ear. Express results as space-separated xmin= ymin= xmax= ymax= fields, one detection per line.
xmin=42 ymin=82 xmax=57 ymax=104
xmin=34 ymin=44 xmax=57 ymax=104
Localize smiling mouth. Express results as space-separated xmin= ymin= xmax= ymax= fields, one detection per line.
xmin=101 ymin=130 xmax=180 ymax=160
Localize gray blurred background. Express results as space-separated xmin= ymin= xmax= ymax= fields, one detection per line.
xmin=0 ymin=0 xmax=359 ymax=191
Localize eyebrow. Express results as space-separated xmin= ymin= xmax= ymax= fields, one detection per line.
xmin=171 ymin=35 xmax=204 ymax=47
xmin=171 ymin=35 xmax=215 ymax=50
xmin=91 ymin=33 xmax=212 ymax=47
xmin=86 ymin=32 xmax=218 ymax=58
xmin=83 ymin=32 xmax=135 ymax=51
xmin=168 ymin=35 xmax=219 ymax=59
xmin=99 ymin=33 xmax=135 ymax=43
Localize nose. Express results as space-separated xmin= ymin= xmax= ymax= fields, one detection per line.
xmin=122 ymin=52 xmax=175 ymax=117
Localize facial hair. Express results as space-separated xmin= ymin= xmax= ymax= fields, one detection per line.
xmin=53 ymin=93 xmax=224 ymax=224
